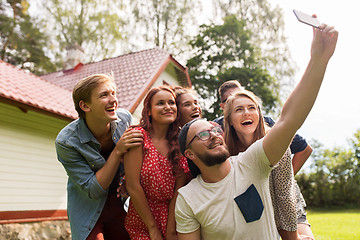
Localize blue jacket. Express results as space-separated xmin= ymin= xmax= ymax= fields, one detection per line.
xmin=55 ymin=109 xmax=132 ymax=240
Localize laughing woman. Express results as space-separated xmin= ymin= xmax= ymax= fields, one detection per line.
xmin=173 ymin=87 xmax=202 ymax=128
xmin=223 ymin=90 xmax=313 ymax=240
xmin=124 ymin=86 xmax=189 ymax=240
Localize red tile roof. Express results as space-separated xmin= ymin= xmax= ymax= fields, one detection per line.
xmin=0 ymin=60 xmax=77 ymax=120
xmin=1 ymin=48 xmax=190 ymax=120
xmin=41 ymin=47 xmax=190 ymax=113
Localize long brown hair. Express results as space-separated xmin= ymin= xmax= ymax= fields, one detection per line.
xmin=137 ymin=86 xmax=181 ymax=175
xmin=223 ymin=90 xmax=266 ymax=155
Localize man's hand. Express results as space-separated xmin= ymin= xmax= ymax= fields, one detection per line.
xmin=114 ymin=128 xmax=143 ymax=159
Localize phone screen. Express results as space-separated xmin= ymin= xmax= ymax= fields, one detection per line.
xmin=293 ymin=9 xmax=320 ymax=28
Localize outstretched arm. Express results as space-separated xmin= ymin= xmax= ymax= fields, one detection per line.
xmin=264 ymin=22 xmax=338 ymax=166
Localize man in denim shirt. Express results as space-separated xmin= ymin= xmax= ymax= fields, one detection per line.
xmin=56 ymin=74 xmax=143 ymax=240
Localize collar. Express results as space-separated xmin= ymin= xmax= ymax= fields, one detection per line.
xmin=78 ymin=117 xmax=122 ymax=144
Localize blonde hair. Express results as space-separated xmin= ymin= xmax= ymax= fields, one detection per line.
xmin=72 ymin=73 xmax=116 ymax=118
xmin=223 ymin=90 xmax=266 ymax=155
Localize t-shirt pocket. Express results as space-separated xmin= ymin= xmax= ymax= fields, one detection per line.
xmin=234 ymin=184 xmax=264 ymax=223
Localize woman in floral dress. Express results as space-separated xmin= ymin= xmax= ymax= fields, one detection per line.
xmin=124 ymin=86 xmax=189 ymax=240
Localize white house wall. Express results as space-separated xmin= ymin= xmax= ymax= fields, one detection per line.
xmin=0 ymin=103 xmax=69 ymax=211
xmin=132 ymin=64 xmax=181 ymax=124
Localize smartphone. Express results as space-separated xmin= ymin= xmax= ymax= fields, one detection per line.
xmin=293 ymin=9 xmax=320 ymax=28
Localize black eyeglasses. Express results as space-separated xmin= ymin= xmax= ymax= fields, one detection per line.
xmin=186 ymin=126 xmax=223 ymax=148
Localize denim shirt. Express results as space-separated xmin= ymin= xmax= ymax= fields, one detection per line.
xmin=55 ymin=109 xmax=131 ymax=240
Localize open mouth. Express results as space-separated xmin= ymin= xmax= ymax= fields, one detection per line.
xmin=190 ymin=112 xmax=200 ymax=119
xmin=105 ymin=106 xmax=116 ymax=113
xmin=209 ymin=140 xmax=222 ymax=149
xmin=241 ymin=120 xmax=253 ymax=126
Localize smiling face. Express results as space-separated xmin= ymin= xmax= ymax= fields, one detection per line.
xmin=185 ymin=120 xmax=230 ymax=167
xmin=178 ymin=92 xmax=202 ymax=126
xmin=149 ymin=90 xmax=177 ymax=126
xmin=82 ymin=81 xmax=118 ymax=123
xmin=229 ymin=95 xmax=260 ymax=138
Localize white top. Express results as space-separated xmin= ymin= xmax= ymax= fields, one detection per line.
xmin=175 ymin=139 xmax=278 ymax=240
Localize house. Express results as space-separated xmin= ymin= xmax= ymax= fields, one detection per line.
xmin=0 ymin=47 xmax=190 ymax=227
xmin=41 ymin=47 xmax=191 ymax=122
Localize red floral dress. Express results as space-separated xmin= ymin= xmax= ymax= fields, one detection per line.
xmin=125 ymin=127 xmax=189 ymax=239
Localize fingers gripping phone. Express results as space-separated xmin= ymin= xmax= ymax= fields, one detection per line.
xmin=293 ymin=9 xmax=320 ymax=28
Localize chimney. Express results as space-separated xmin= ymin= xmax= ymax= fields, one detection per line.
xmin=64 ymin=43 xmax=85 ymax=70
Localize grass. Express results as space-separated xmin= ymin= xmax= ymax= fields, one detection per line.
xmin=306 ymin=207 xmax=360 ymax=240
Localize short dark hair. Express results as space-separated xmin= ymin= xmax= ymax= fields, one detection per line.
xmin=218 ymin=80 xmax=244 ymax=103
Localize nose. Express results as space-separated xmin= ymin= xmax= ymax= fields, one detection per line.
xmin=243 ymin=108 xmax=250 ymax=115
xmin=192 ymin=103 xmax=200 ymax=110
xmin=109 ymin=94 xmax=118 ymax=104
xmin=209 ymin=130 xmax=218 ymax=139
xmin=164 ymin=102 xmax=172 ymax=111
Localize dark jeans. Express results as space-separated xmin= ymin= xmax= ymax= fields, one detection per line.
xmin=87 ymin=192 xmax=130 ymax=240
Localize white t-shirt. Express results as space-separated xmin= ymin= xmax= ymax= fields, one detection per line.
xmin=175 ymin=139 xmax=277 ymax=240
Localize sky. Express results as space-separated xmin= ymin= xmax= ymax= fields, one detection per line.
xmin=267 ymin=0 xmax=360 ymax=149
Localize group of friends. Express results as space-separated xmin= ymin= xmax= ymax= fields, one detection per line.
xmin=55 ymin=22 xmax=338 ymax=240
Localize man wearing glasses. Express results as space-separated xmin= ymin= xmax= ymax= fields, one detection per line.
xmin=175 ymin=119 xmax=278 ymax=239
xmin=174 ymin=20 xmax=337 ymax=239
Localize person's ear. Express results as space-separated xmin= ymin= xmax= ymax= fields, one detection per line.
xmin=79 ymin=100 xmax=90 ymax=113
xmin=220 ymin=102 xmax=225 ymax=110
xmin=185 ymin=149 xmax=196 ymax=161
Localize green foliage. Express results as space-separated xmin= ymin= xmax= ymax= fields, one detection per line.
xmin=187 ymin=15 xmax=280 ymax=120
xmin=127 ymin=0 xmax=202 ymax=61
xmin=0 ymin=0 xmax=56 ymax=74
xmin=212 ymin=0 xmax=296 ymax=90
xmin=296 ymin=130 xmax=360 ymax=207
xmin=41 ymin=0 xmax=127 ymax=63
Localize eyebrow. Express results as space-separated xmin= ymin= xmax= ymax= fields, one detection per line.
xmin=182 ymin=100 xmax=196 ymax=104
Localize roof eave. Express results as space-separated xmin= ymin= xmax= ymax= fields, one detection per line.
xmin=0 ymin=96 xmax=76 ymax=122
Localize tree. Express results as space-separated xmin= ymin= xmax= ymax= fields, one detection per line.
xmin=187 ymin=15 xmax=279 ymax=120
xmin=296 ymin=132 xmax=360 ymax=207
xmin=40 ymin=0 xmax=128 ymax=64
xmin=126 ymin=0 xmax=202 ymax=63
xmin=212 ymin=0 xmax=296 ymax=93
xmin=0 ymin=0 xmax=56 ymax=74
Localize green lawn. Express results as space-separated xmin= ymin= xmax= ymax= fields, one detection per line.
xmin=307 ymin=208 xmax=360 ymax=240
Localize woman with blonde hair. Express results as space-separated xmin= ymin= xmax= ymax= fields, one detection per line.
xmin=223 ymin=89 xmax=314 ymax=240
